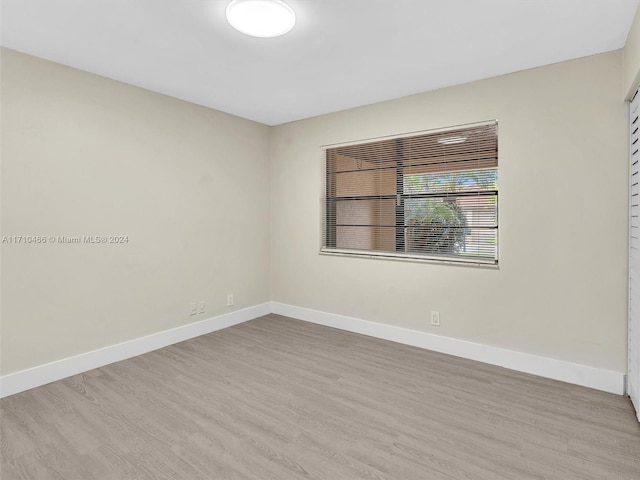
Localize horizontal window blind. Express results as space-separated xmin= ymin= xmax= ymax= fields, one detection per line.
xmin=322 ymin=122 xmax=498 ymax=264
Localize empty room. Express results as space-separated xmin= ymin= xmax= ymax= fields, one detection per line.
xmin=2 ymin=0 xmax=640 ymax=479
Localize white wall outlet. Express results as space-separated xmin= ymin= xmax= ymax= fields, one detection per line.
xmin=197 ymin=301 xmax=206 ymax=314
xmin=431 ymin=311 xmax=440 ymax=326
xmin=226 ymin=293 xmax=234 ymax=307
xmin=190 ymin=303 xmax=197 ymax=316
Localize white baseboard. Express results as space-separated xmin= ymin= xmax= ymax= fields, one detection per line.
xmin=271 ymin=302 xmax=626 ymax=395
xmin=0 ymin=303 xmax=271 ymax=398
xmin=1 ymin=301 xmax=627 ymax=398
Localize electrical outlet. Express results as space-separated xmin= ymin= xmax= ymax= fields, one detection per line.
xmin=197 ymin=301 xmax=206 ymax=314
xmin=226 ymin=293 xmax=234 ymax=307
xmin=431 ymin=311 xmax=440 ymax=326
xmin=190 ymin=303 xmax=197 ymax=316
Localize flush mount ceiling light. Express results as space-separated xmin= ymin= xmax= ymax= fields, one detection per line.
xmin=437 ymin=136 xmax=467 ymax=145
xmin=226 ymin=0 xmax=296 ymax=38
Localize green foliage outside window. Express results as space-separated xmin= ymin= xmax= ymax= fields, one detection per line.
xmin=404 ymin=170 xmax=497 ymax=255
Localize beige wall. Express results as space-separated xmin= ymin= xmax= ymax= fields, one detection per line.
xmin=271 ymin=51 xmax=629 ymax=372
xmin=624 ymin=6 xmax=640 ymax=98
xmin=0 ymin=48 xmax=271 ymax=375
xmin=0 ymin=47 xmax=631 ymax=378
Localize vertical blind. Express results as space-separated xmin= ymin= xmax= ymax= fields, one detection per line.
xmin=629 ymin=88 xmax=640 ymax=420
xmin=322 ymin=122 xmax=498 ymax=264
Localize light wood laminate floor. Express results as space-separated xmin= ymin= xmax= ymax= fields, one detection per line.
xmin=1 ymin=314 xmax=639 ymax=479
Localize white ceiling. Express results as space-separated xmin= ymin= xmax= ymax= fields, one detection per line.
xmin=2 ymin=0 xmax=639 ymax=125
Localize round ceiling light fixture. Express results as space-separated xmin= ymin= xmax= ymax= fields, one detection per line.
xmin=226 ymin=0 xmax=296 ymax=38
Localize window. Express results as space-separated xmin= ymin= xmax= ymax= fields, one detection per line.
xmin=322 ymin=121 xmax=498 ymax=265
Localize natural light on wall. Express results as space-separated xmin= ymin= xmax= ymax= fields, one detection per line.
xmin=226 ymin=0 xmax=296 ymax=38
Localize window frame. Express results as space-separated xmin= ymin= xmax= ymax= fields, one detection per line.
xmin=320 ymin=121 xmax=499 ymax=267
